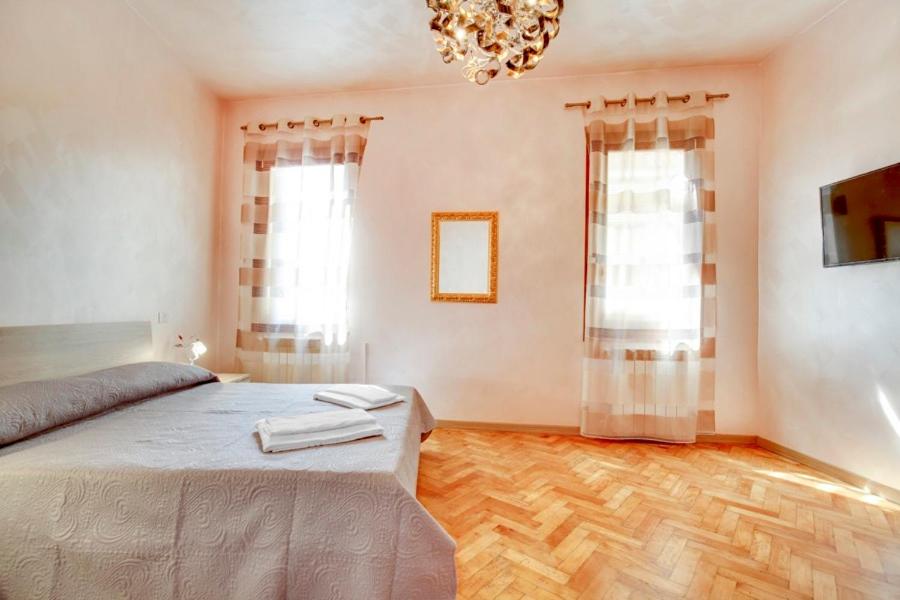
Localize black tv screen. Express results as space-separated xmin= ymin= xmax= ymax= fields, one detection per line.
xmin=820 ymin=161 xmax=900 ymax=267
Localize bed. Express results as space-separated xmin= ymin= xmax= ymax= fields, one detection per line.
xmin=0 ymin=322 xmax=456 ymax=599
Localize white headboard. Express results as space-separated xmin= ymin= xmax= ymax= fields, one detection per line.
xmin=0 ymin=322 xmax=153 ymax=386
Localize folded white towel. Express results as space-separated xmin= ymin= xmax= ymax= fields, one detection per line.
xmin=259 ymin=408 xmax=374 ymax=436
xmin=257 ymin=422 xmax=384 ymax=453
xmin=255 ymin=408 xmax=383 ymax=453
xmin=326 ymin=384 xmax=401 ymax=403
xmin=314 ymin=384 xmax=405 ymax=410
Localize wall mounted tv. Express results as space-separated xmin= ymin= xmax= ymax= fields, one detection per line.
xmin=820 ymin=161 xmax=900 ymax=267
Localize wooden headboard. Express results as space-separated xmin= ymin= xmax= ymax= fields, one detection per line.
xmin=0 ymin=322 xmax=153 ymax=386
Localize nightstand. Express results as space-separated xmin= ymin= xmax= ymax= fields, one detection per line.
xmin=217 ymin=372 xmax=250 ymax=383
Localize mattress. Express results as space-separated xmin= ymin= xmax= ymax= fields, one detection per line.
xmin=0 ymin=379 xmax=456 ymax=599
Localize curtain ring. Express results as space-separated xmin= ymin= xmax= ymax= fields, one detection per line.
xmin=313 ymin=118 xmax=320 ymax=127
xmin=287 ymin=121 xmax=295 ymax=129
xmin=358 ymin=116 xmax=366 ymax=124
xmin=650 ymin=96 xmax=656 ymax=105
xmin=682 ymin=94 xmax=691 ymax=103
xmin=258 ymin=123 xmax=266 ymax=131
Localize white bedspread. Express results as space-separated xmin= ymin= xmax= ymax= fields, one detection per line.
xmin=0 ymin=383 xmax=456 ymax=599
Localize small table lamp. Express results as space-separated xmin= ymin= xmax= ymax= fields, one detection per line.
xmin=188 ymin=340 xmax=208 ymax=366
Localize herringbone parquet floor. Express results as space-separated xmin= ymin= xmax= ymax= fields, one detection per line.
xmin=416 ymin=429 xmax=900 ymax=599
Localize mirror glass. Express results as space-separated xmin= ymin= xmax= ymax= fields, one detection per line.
xmin=431 ymin=212 xmax=498 ymax=303
xmin=438 ymin=220 xmax=490 ymax=294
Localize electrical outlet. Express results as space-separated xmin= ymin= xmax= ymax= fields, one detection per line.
xmin=157 ymin=312 xmax=169 ymax=324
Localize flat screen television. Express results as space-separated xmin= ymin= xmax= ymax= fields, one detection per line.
xmin=820 ymin=161 xmax=900 ymax=267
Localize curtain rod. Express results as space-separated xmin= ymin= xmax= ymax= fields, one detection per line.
xmin=240 ymin=115 xmax=384 ymax=132
xmin=564 ymin=92 xmax=729 ymax=110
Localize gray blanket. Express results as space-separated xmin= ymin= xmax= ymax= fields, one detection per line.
xmin=0 ymin=381 xmax=456 ymax=599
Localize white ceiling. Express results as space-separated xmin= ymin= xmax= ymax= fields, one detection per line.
xmin=125 ymin=0 xmax=844 ymax=99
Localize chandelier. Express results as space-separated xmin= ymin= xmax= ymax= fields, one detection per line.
xmin=426 ymin=0 xmax=564 ymax=85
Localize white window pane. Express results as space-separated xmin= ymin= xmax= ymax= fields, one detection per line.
xmin=268 ymin=164 xmax=350 ymax=345
xmin=603 ymin=149 xmax=700 ymax=352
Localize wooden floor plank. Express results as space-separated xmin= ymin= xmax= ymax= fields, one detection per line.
xmin=417 ymin=429 xmax=900 ymax=599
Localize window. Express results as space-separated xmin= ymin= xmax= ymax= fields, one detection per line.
xmin=602 ymin=148 xmax=701 ymax=353
xmin=267 ymin=164 xmax=351 ymax=346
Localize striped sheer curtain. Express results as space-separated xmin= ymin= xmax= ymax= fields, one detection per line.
xmin=237 ymin=115 xmax=369 ymax=383
xmin=581 ymin=91 xmax=717 ymax=442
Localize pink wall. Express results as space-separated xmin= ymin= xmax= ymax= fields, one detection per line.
xmin=758 ymin=0 xmax=900 ymax=489
xmin=0 ymin=0 xmax=222 ymax=365
xmin=217 ymin=65 xmax=761 ymax=430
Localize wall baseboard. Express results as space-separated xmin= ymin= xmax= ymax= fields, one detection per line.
xmin=436 ymin=419 xmax=580 ymax=435
xmin=696 ymin=433 xmax=757 ymax=445
xmin=434 ymin=421 xmax=900 ymax=505
xmin=436 ymin=420 xmax=754 ymax=444
xmin=756 ymin=437 xmax=900 ymax=506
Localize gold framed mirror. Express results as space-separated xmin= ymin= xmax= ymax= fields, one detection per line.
xmin=430 ymin=212 xmax=498 ymax=303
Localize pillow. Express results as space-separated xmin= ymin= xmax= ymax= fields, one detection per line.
xmin=0 ymin=362 xmax=218 ymax=446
